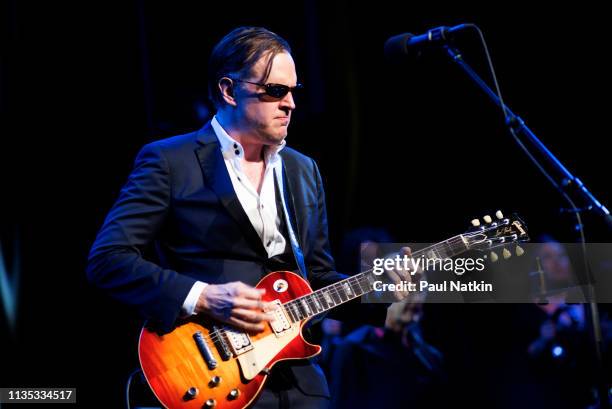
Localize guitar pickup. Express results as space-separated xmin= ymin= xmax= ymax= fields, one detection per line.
xmin=264 ymin=299 xmax=292 ymax=336
xmin=223 ymin=326 xmax=254 ymax=356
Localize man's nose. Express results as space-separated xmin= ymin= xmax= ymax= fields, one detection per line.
xmin=280 ymin=91 xmax=296 ymax=111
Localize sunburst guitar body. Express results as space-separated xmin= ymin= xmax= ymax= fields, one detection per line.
xmin=139 ymin=271 xmax=320 ymax=409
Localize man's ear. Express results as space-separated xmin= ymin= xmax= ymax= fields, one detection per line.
xmin=218 ymin=77 xmax=237 ymax=107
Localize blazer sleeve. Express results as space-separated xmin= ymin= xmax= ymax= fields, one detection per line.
xmin=305 ymin=159 xmax=388 ymax=326
xmin=86 ymin=142 xmax=196 ymax=332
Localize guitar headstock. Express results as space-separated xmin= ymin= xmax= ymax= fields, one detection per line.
xmin=464 ymin=210 xmax=530 ymax=261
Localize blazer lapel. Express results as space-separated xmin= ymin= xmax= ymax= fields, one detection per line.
xmin=278 ymin=153 xmax=306 ymax=253
xmin=194 ymin=122 xmax=267 ymax=257
xmin=275 ymin=165 xmax=308 ymax=279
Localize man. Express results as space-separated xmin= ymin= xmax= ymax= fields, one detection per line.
xmin=87 ymin=26 xmax=405 ymax=408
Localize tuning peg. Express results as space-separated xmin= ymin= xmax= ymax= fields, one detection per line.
xmin=495 ymin=210 xmax=504 ymax=219
xmin=502 ymin=248 xmax=511 ymax=259
xmin=515 ymin=245 xmax=524 ymax=256
xmin=471 ymin=219 xmax=481 ymax=227
xmin=483 ymin=215 xmax=492 ymax=224
xmin=490 ymin=251 xmax=498 ymax=262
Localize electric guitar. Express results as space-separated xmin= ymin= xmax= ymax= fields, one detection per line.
xmin=138 ymin=210 xmax=529 ymax=408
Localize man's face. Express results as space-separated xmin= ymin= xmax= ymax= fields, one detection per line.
xmin=233 ymin=52 xmax=297 ymax=145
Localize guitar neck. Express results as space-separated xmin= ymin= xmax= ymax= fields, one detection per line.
xmin=282 ymin=234 xmax=470 ymax=323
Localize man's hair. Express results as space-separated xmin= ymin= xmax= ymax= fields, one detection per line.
xmin=208 ymin=26 xmax=291 ymax=109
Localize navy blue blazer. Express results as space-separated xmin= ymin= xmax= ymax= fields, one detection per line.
xmin=86 ymin=121 xmax=386 ymax=396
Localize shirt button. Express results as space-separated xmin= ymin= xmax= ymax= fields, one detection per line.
xmin=234 ymin=149 xmax=240 ymax=155
xmin=267 ymin=240 xmax=272 ymax=247
xmin=233 ymin=143 xmax=238 ymax=149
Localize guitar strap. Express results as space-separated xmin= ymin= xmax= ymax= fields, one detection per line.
xmin=273 ymin=165 xmax=308 ymax=280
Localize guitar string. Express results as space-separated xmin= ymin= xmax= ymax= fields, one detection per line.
xmin=196 ymin=234 xmax=469 ymax=345
xmin=194 ymin=221 xmax=520 ymax=346
xmin=282 ymin=233 xmax=471 ymax=311
xmin=197 ymin=232 xmax=483 ymax=345
xmin=283 ymin=221 xmax=522 ymax=321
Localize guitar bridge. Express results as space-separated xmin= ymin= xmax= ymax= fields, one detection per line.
xmin=211 ymin=325 xmax=232 ymax=360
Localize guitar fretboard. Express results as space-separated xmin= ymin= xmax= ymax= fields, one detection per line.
xmin=282 ymin=234 xmax=470 ymax=323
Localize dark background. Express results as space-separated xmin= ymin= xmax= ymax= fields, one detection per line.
xmin=1 ymin=0 xmax=610 ymax=407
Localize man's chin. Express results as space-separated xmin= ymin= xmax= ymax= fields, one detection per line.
xmin=265 ymin=132 xmax=287 ymax=145
xmin=255 ymin=125 xmax=287 ymax=145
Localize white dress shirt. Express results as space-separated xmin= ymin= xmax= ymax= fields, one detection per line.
xmin=181 ymin=116 xmax=288 ymax=315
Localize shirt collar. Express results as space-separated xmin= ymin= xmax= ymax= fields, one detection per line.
xmin=211 ymin=115 xmax=286 ymax=163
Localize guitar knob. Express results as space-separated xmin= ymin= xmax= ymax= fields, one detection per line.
xmin=490 ymin=251 xmax=498 ymax=262
xmin=495 ymin=210 xmax=504 ymax=219
xmin=205 ymin=398 xmax=217 ymax=408
xmin=483 ymin=215 xmax=492 ymax=224
xmin=515 ymin=245 xmax=525 ymax=256
xmin=183 ymin=387 xmax=199 ymax=401
xmin=471 ymin=219 xmax=481 ymax=227
xmin=502 ymin=248 xmax=511 ymax=259
xmin=228 ymin=389 xmax=241 ymax=400
xmin=209 ymin=376 xmax=221 ymax=387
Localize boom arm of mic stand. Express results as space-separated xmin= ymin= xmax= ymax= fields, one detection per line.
xmin=441 ymin=44 xmax=612 ymax=408
xmin=443 ymin=45 xmax=612 ymax=230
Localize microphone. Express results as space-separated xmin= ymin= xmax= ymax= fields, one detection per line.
xmin=384 ymin=24 xmax=472 ymax=58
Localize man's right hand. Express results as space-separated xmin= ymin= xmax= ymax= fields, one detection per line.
xmin=195 ymin=281 xmax=274 ymax=333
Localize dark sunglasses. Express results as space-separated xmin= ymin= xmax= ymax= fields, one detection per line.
xmin=229 ymin=78 xmax=303 ymax=98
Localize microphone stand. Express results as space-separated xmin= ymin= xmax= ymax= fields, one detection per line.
xmin=442 ymin=44 xmax=611 ymax=408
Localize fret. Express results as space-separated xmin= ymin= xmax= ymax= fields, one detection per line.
xmin=454 ymin=236 xmax=465 ymax=252
xmin=459 ymin=233 xmax=469 ymax=249
xmin=316 ymin=291 xmax=329 ymax=310
xmin=311 ymin=293 xmax=324 ymax=313
xmin=299 ymin=298 xmax=311 ymax=316
xmin=349 ymin=278 xmax=363 ymax=297
xmin=439 ymin=240 xmax=453 ymax=259
xmin=300 ymin=295 xmax=314 ymax=317
xmin=359 ymin=274 xmax=373 ymax=293
xmin=284 ymin=304 xmax=297 ymax=323
xmin=330 ymin=287 xmax=343 ymax=305
xmin=364 ymin=271 xmax=377 ymax=287
xmin=446 ymin=235 xmax=468 ymax=257
xmin=353 ymin=275 xmax=367 ymax=294
xmin=321 ymin=295 xmax=331 ymax=314
xmin=291 ymin=302 xmax=305 ymax=320
xmin=318 ymin=293 xmax=328 ymax=310
xmin=298 ymin=301 xmax=308 ymax=319
xmin=305 ymin=293 xmax=320 ymax=315
xmin=321 ymin=290 xmax=335 ymax=307
xmin=284 ymin=301 xmax=297 ymax=322
xmin=426 ymin=249 xmax=438 ymax=260
xmin=445 ymin=239 xmax=459 ymax=258
xmin=342 ymin=282 xmax=354 ymax=297
xmin=356 ymin=276 xmax=368 ymax=296
xmin=334 ymin=283 xmax=349 ymax=302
